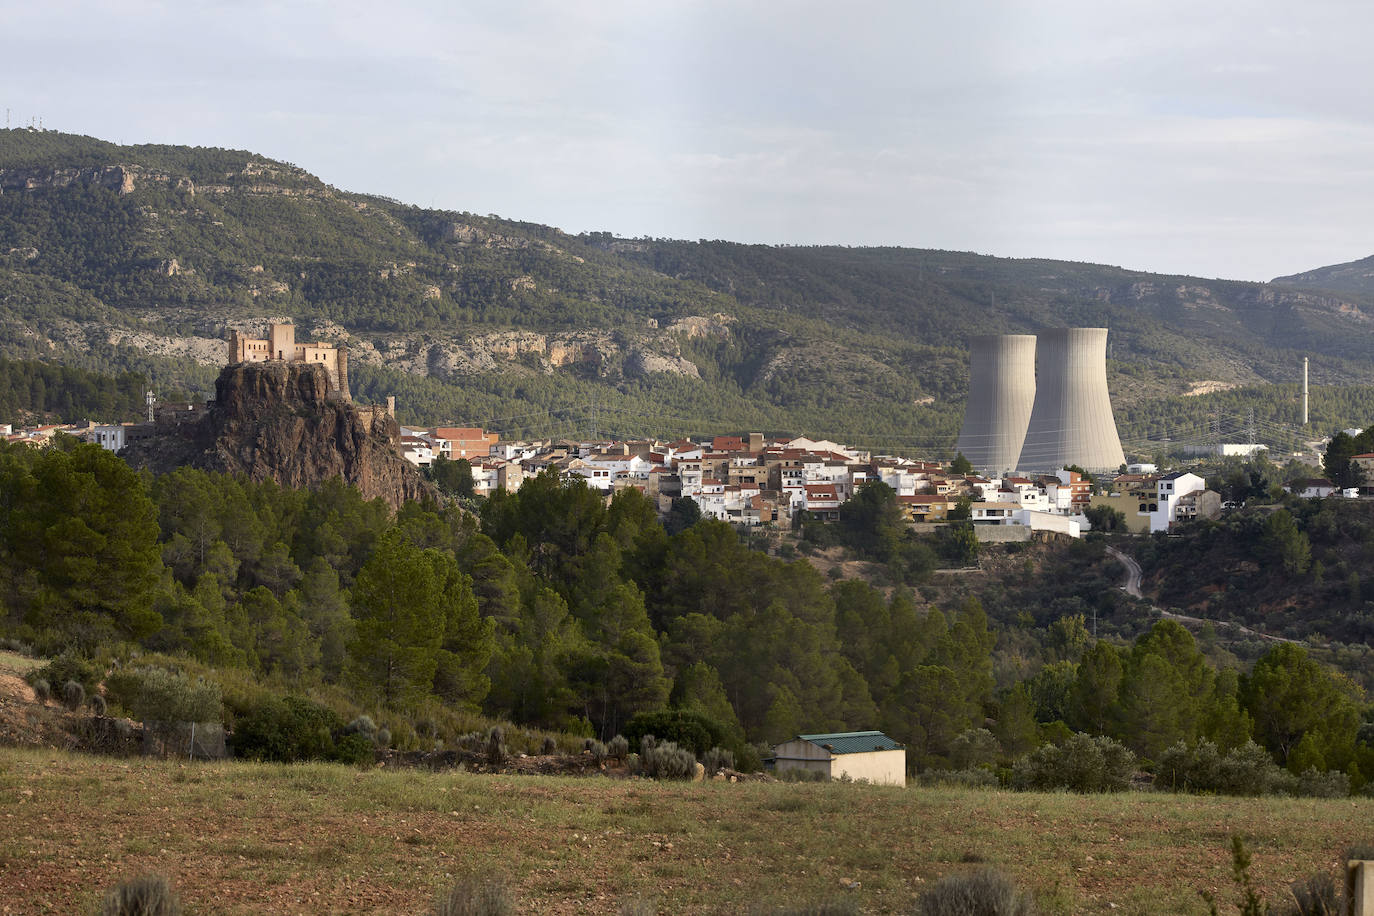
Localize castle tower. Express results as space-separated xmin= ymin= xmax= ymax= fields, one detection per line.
xmin=955 ymin=334 xmax=1037 ymax=475
xmin=269 ymin=322 xmax=295 ymax=361
xmin=1017 ymin=328 xmax=1125 ymax=473
xmin=336 ymin=344 xmax=351 ymax=402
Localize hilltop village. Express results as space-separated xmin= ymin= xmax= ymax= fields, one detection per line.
xmin=6 ymin=319 xmax=1373 ymax=537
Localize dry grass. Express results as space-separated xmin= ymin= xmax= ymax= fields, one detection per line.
xmin=0 ymin=747 xmax=1369 ymax=914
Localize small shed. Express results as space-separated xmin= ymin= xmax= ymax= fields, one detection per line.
xmin=773 ymin=731 xmax=906 ymax=786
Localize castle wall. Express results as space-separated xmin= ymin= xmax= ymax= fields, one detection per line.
xmin=229 ymin=323 xmax=348 ymax=401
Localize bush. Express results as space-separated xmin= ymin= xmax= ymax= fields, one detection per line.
xmin=607 ymin=734 xmax=629 ymax=761
xmin=541 ymin=735 xmax=558 ymax=755
xmin=62 ymin=679 xmax=86 ymax=711
xmin=89 ymin=693 xmax=107 ymax=716
xmin=231 ymin=695 xmax=366 ymax=764
xmin=639 ymin=736 xmax=697 ymax=780
xmin=1217 ymin=741 xmax=1293 ymax=797
xmin=333 ymin=733 xmax=376 ymax=765
xmin=914 ymin=868 xmax=1035 ymax=916
xmin=375 ymin=727 xmax=392 ymax=748
xmin=1011 ymin=733 xmax=1135 ymax=793
xmin=949 ymin=728 xmax=1001 ymax=770
xmin=702 ymin=746 xmax=735 ymax=773
xmin=486 ymin=726 xmax=506 ymax=766
xmin=28 ymin=651 xmax=101 ymax=696
xmin=345 ymin=715 xmax=378 ymax=739
xmin=105 ymin=667 xmax=221 ymax=724
xmin=1285 ymin=872 xmax=1339 ymax=916
xmin=587 ymin=740 xmax=607 ymax=765
xmin=32 ymin=678 xmax=51 ymax=702
xmin=433 ymin=876 xmax=514 ymax=916
xmin=624 ymin=710 xmax=728 ymax=757
xmin=98 ymin=872 xmax=181 ymax=916
xmin=1295 ymin=767 xmax=1349 ymax=799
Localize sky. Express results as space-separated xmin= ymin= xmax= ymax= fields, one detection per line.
xmin=5 ymin=0 xmax=1374 ymax=282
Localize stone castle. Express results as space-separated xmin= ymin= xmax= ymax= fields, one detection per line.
xmin=229 ymin=321 xmax=350 ymax=401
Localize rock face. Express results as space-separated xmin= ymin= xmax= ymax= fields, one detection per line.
xmin=123 ymin=361 xmax=434 ymax=510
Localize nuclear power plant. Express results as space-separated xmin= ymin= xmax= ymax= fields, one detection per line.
xmin=954 ymin=334 xmax=1036 ymax=475
xmin=956 ymin=328 xmax=1125 ymax=474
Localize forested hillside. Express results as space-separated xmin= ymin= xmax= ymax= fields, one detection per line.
xmin=4 ymin=129 xmax=1374 ymax=452
xmin=3 ymin=439 xmax=1371 ymax=793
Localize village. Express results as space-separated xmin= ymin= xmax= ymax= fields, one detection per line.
xmin=12 ymin=408 xmax=1370 ymax=540
xmin=6 ymin=320 xmax=1372 ymax=540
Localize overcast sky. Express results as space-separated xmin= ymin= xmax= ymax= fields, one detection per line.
xmin=5 ymin=1 xmax=1373 ymax=281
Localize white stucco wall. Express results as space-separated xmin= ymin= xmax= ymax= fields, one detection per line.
xmin=773 ymin=739 xmax=907 ymax=786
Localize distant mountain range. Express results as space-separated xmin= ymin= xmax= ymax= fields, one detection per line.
xmin=3 ymin=128 xmax=1373 ymax=454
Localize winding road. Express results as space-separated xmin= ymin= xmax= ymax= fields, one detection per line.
xmin=1104 ymin=545 xmax=1300 ymax=645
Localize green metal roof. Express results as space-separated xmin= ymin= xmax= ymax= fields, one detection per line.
xmin=795 ymin=731 xmax=904 ymax=755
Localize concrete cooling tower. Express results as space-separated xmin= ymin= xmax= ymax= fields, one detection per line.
xmin=955 ymin=334 xmax=1037 ymax=475
xmin=1017 ymin=327 xmax=1125 ymax=473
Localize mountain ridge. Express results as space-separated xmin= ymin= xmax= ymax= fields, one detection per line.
xmin=3 ymin=128 xmax=1373 ymax=451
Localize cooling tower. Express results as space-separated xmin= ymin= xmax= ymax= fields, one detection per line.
xmin=1017 ymin=328 xmax=1125 ymax=473
xmin=955 ymin=334 xmax=1037 ymax=475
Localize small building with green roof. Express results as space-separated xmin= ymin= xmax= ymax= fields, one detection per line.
xmin=772 ymin=731 xmax=906 ymax=786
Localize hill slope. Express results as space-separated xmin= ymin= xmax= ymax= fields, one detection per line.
xmin=1273 ymin=253 xmax=1374 ymax=300
xmin=4 ymin=128 xmax=1374 ymax=451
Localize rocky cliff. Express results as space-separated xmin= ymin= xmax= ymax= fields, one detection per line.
xmin=123 ymin=361 xmax=434 ymax=510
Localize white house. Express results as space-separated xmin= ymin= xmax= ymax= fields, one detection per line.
xmin=91 ymin=425 xmax=127 ymax=453
xmin=970 ymin=503 xmax=1082 ymax=538
xmin=1284 ymin=478 xmax=1337 ymax=499
xmin=772 ymin=731 xmax=906 ymax=786
xmin=1149 ymin=471 xmax=1206 ymax=532
xmin=400 ymin=435 xmax=434 ymax=467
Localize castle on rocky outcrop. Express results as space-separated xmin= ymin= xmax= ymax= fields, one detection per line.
xmin=229 ymin=321 xmax=349 ymax=401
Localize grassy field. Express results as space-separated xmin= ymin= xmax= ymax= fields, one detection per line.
xmin=0 ymin=747 xmax=1369 ymax=914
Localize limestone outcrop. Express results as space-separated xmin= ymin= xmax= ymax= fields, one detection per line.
xmin=122 ymin=361 xmax=433 ymax=510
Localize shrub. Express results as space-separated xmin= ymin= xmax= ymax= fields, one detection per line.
xmin=702 ymin=746 xmax=735 ymax=773
xmin=640 ymin=736 xmax=697 ymax=780
xmin=333 ymin=733 xmax=375 ymax=765
xmin=1217 ymin=741 xmax=1292 ymax=797
xmin=1011 ymin=733 xmax=1135 ymax=792
xmin=541 ymin=736 xmax=558 ymax=755
xmin=105 ymin=667 xmax=221 ymax=724
xmin=375 ymin=727 xmax=392 ymax=748
xmin=588 ymin=740 xmax=607 ymax=765
xmin=433 ymin=876 xmax=514 ymax=916
xmin=1295 ymin=767 xmax=1349 ymax=799
xmin=345 ymin=715 xmax=378 ymax=739
xmin=231 ymin=695 xmax=365 ymax=764
xmin=915 ymin=868 xmax=1035 ymax=916
xmin=607 ymin=734 xmax=629 ymax=760
xmin=28 ymin=651 xmax=101 ymax=696
xmin=949 ymin=728 xmax=1002 ymax=770
xmin=624 ymin=710 xmax=728 ymax=757
xmin=97 ymin=872 xmax=181 ymax=916
xmin=486 ymin=726 xmax=506 ymax=766
xmin=88 ymin=693 xmax=107 ymax=716
xmin=1286 ymin=872 xmax=1339 ymax=916
xmin=62 ymin=679 xmax=85 ymax=711
xmin=32 ymin=678 xmax=51 ymax=702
